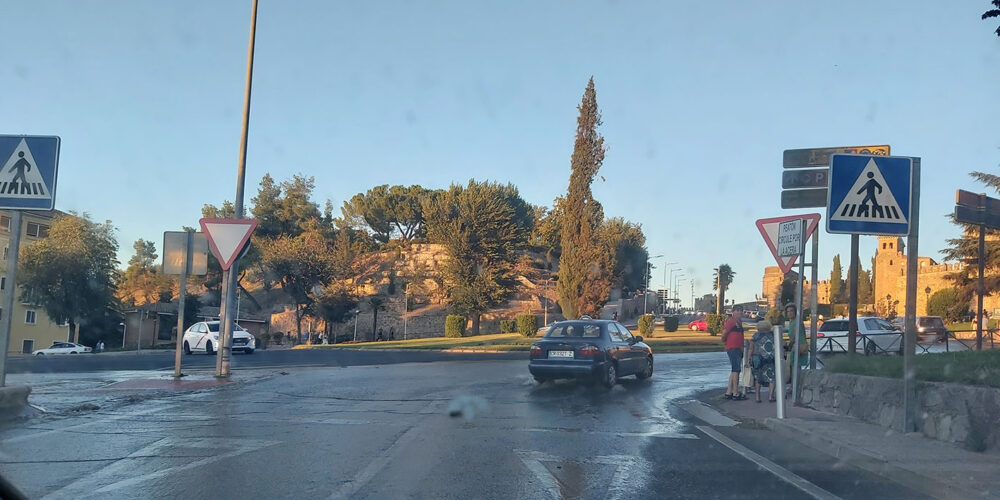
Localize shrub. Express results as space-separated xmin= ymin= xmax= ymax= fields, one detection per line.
xmin=706 ymin=314 xmax=727 ymax=336
xmin=516 ymin=313 xmax=538 ymax=337
xmin=765 ymin=308 xmax=785 ymax=326
xmin=445 ymin=315 xmax=466 ymax=338
xmin=638 ymin=314 xmax=654 ymax=335
xmin=928 ymin=288 xmax=964 ymax=322
xmin=499 ymin=319 xmax=517 ymax=334
xmin=663 ymin=315 xmax=679 ymax=332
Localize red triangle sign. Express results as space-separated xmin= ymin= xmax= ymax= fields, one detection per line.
xmin=199 ymin=218 xmax=259 ymax=271
xmin=755 ymin=214 xmax=821 ymax=274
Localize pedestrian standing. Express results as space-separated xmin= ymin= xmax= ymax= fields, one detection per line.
xmin=612 ymin=311 xmax=618 ymax=321
xmin=722 ymin=304 xmax=746 ymax=400
xmin=377 ymin=327 xmax=384 ymax=341
xmin=784 ymin=303 xmax=808 ymax=370
xmin=389 ymin=327 xmax=395 ymax=340
xmin=747 ymin=321 xmax=776 ymax=403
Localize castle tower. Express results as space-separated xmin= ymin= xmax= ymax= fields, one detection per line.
xmin=874 ymin=236 xmax=905 ymax=314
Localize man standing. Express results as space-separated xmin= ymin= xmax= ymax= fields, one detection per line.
xmin=722 ymin=305 xmax=746 ymax=400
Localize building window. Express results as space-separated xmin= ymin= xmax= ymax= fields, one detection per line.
xmin=0 ymin=216 xmax=9 ymax=233
xmin=889 ymin=260 xmax=893 ymax=266
xmin=2 ymin=247 xmax=6 ymax=260
xmin=1 ymin=275 xmax=5 ymax=290
xmin=25 ymin=310 xmax=36 ymax=324
xmin=26 ymin=222 xmax=49 ymax=238
xmin=889 ymin=243 xmax=894 ymax=249
xmin=882 ymin=243 xmax=886 ymax=249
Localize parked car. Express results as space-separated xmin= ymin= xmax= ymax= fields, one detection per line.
xmin=688 ymin=318 xmax=708 ymax=331
xmin=182 ymin=321 xmax=255 ymax=355
xmin=890 ymin=316 xmax=948 ymax=343
xmin=529 ymin=319 xmax=653 ymax=388
xmin=817 ymin=316 xmax=901 ymax=355
xmin=32 ymin=342 xmax=93 ymax=355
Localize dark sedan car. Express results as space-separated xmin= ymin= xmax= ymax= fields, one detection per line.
xmin=528 ymin=319 xmax=653 ymax=388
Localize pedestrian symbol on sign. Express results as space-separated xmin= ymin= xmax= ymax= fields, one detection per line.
xmin=0 ymin=139 xmax=50 ymax=198
xmin=831 ymin=158 xmax=904 ymax=223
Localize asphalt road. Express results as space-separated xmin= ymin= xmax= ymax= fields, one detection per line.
xmin=1 ymin=352 xmax=928 ymax=499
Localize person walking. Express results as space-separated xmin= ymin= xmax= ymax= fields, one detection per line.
xmin=722 ymin=304 xmax=746 ymax=400
xmin=747 ymin=320 xmax=776 ymax=403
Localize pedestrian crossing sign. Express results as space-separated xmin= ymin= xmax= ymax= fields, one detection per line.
xmin=827 ymin=154 xmax=912 ymax=235
xmin=0 ymin=135 xmax=60 ymax=210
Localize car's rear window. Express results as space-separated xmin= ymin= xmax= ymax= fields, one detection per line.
xmin=546 ymin=323 xmax=602 ymax=338
xmin=920 ymin=317 xmax=945 ymax=328
xmin=207 ymin=323 xmax=246 ymax=332
xmin=820 ymin=320 xmax=848 ymax=332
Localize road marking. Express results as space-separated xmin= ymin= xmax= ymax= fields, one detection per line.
xmin=678 ymin=400 xmax=738 ymax=427
xmin=515 ymin=450 xmax=650 ymax=500
xmin=521 ymin=427 xmax=697 ymax=439
xmin=696 ymin=425 xmax=840 ymax=500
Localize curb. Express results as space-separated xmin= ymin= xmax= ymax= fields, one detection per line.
xmin=0 ymin=385 xmax=31 ymax=416
xmin=762 ymin=417 xmax=985 ymax=500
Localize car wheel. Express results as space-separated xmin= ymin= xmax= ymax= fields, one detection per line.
xmin=636 ymin=356 xmax=653 ymax=380
xmin=864 ymin=340 xmax=876 ymax=356
xmin=70 ymin=351 xmax=78 ymax=354
xmin=35 ymin=352 xmax=44 ymax=356
xmin=691 ymin=324 xmax=699 ymax=331
xmin=206 ymin=341 xmax=214 ymax=355
xmin=533 ymin=377 xmax=547 ymax=384
xmin=601 ymin=362 xmax=617 ymax=389
xmin=244 ymin=348 xmax=254 ymax=355
xmin=183 ymin=341 xmax=192 ymax=355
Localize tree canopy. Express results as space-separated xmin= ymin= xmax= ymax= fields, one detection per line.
xmin=117 ymin=238 xmax=173 ymax=306
xmin=984 ymin=0 xmax=1000 ymax=37
xmin=600 ymin=217 xmax=648 ymax=291
xmin=341 ymin=184 xmax=435 ymax=244
xmin=942 ymin=171 xmax=1000 ymax=311
xmin=713 ymin=264 xmax=735 ymax=313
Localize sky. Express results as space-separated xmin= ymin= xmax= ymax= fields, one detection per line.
xmin=2 ymin=1 xmax=999 ymax=305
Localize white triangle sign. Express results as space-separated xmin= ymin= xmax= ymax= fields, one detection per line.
xmin=0 ymin=138 xmax=51 ymax=199
xmin=756 ymin=214 xmax=821 ymax=274
xmin=199 ymin=218 xmax=259 ymax=270
xmin=831 ymin=158 xmax=906 ymax=223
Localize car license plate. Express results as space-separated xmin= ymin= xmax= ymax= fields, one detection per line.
xmin=548 ymin=350 xmax=574 ymax=359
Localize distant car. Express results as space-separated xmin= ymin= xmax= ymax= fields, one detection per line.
xmin=182 ymin=321 xmax=255 ymax=355
xmin=817 ymin=316 xmax=901 ymax=355
xmin=688 ymin=319 xmax=708 ymax=331
xmin=528 ymin=319 xmax=653 ymax=388
xmin=33 ymin=342 xmax=92 ymax=355
xmin=889 ymin=316 xmax=948 ymax=343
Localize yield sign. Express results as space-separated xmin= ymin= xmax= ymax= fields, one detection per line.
xmin=756 ymin=214 xmax=821 ymax=273
xmin=199 ymin=218 xmax=259 ymax=271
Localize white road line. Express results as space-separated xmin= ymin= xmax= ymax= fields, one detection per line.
xmin=678 ymin=400 xmax=738 ymax=427
xmin=696 ymin=425 xmax=840 ymax=500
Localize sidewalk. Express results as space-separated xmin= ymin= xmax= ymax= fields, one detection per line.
xmin=700 ymin=391 xmax=1000 ymax=499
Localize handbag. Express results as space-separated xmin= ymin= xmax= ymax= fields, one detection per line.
xmin=739 ymin=364 xmax=754 ymax=388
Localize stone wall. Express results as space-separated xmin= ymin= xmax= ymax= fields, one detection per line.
xmin=799 ymin=370 xmax=1000 ymax=451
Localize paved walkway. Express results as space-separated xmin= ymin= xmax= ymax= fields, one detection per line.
xmin=702 ymin=391 xmax=1000 ymax=499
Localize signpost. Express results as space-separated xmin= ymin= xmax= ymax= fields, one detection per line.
xmin=754 ymin=214 xmax=821 ymax=274
xmin=954 ymin=190 xmax=1000 ymax=350
xmin=163 ymin=231 xmax=209 ymax=377
xmin=200 ymin=218 xmax=259 ymax=377
xmin=0 ymin=135 xmax=59 ymax=387
xmin=825 ymin=154 xmax=921 ymax=433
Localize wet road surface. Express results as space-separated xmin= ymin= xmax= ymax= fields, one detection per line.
xmin=0 ymin=353 xmax=927 ymax=499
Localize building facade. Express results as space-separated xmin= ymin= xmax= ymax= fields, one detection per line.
xmin=761 ymin=265 xmax=832 ymax=310
xmin=1 ymin=210 xmax=70 ymax=354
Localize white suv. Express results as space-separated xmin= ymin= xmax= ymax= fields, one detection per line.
xmin=817 ymin=316 xmax=902 ymax=355
xmin=183 ymin=321 xmax=255 ymax=355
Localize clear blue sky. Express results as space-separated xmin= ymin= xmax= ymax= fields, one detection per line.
xmin=3 ymin=1 xmax=998 ymax=304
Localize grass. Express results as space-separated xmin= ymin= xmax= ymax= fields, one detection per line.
xmin=946 ymin=321 xmax=997 ymax=332
xmin=825 ymin=350 xmax=1000 ymax=388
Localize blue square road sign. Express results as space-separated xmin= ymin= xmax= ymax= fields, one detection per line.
xmin=0 ymin=135 xmax=60 ymax=211
xmin=827 ymin=154 xmax=912 ymax=235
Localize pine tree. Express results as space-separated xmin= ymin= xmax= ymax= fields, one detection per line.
xmin=557 ymin=78 xmax=611 ymax=319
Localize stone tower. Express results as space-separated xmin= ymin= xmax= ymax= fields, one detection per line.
xmin=874 ymin=236 xmax=905 ymax=313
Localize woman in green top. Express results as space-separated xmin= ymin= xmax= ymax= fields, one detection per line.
xmin=784 ymin=303 xmax=808 ymax=369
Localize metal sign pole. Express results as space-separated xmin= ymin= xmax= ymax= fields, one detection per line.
xmin=792 ymin=220 xmax=805 ymax=404
xmin=977 ymin=221 xmax=985 ymax=351
xmin=173 ymin=231 xmax=191 ymax=378
xmin=902 ymin=159 xmax=921 ymax=432
xmin=773 ymin=324 xmax=786 ymax=419
xmin=809 ymin=229 xmax=819 ymax=369
xmin=0 ymin=211 xmax=23 ymax=387
xmin=848 ymin=235 xmax=859 ymax=354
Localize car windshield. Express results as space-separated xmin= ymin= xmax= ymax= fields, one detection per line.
xmin=206 ymin=323 xmax=246 ymax=333
xmin=921 ymin=317 xmax=945 ymax=328
xmin=545 ymin=323 xmax=602 ymax=338
xmin=820 ymin=321 xmax=848 ymax=332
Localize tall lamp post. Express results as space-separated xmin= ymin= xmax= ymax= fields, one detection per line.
xmin=644 ymin=254 xmax=664 ymax=314
xmin=676 ymin=278 xmax=687 ymax=311
xmin=667 ymin=267 xmax=681 ymax=313
xmin=924 ymin=286 xmax=931 ymax=315
xmin=673 ymin=272 xmax=685 ymax=314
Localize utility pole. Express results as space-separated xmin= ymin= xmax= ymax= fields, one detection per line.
xmin=403 ymin=284 xmax=409 ymax=340
xmin=217 ymin=0 xmax=258 ymax=377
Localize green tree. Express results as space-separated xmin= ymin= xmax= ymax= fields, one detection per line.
xmin=857 ymin=267 xmax=874 ymax=306
xmin=424 ymin=180 xmax=533 ymax=335
xmin=600 ymin=217 xmax=648 ymax=291
xmin=713 ymin=264 xmax=735 ymax=314
xmin=942 ymin=172 xmax=1000 ymax=310
xmin=830 ymin=254 xmax=844 ymax=303
xmin=258 ymin=231 xmax=335 ymax=343
xmin=117 ymin=239 xmax=174 ymax=306
xmin=928 ymin=288 xmax=964 ymax=322
xmin=341 ymin=184 xmax=434 ymax=244
xmin=19 ymin=214 xmax=120 ymax=343
xmin=557 ymin=78 xmax=611 ymax=320
xmin=985 ymin=0 xmax=1000 ymax=37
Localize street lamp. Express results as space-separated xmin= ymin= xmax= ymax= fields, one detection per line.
xmin=673 ymin=273 xmax=685 ymax=313
xmin=676 ymin=278 xmax=687 ymax=311
xmin=667 ymin=267 xmax=681 ymax=313
xmin=644 ymin=254 xmax=664 ymax=314
xmin=924 ymin=286 xmax=931 ymax=313
xmin=353 ymin=310 xmax=360 ymax=342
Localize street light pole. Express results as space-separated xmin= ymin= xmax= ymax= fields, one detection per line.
xmin=644 ymin=255 xmax=664 ymax=315
xmin=403 ymin=284 xmax=409 ymax=340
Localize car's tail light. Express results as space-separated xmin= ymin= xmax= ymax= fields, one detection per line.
xmin=817 ymin=333 xmax=825 ymax=337
xmin=530 ymin=345 xmax=542 ymax=356
xmin=578 ymin=345 xmax=601 ymax=357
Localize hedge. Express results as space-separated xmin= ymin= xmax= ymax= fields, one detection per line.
xmin=706 ymin=314 xmax=726 ymax=336
xmin=663 ymin=315 xmax=679 ymax=332
xmin=499 ymin=319 xmax=517 ymax=334
xmin=516 ymin=313 xmax=538 ymax=337
xmin=638 ymin=314 xmax=655 ymax=335
xmin=445 ymin=315 xmax=466 ymax=338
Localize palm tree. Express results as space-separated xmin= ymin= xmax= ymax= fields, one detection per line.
xmin=713 ymin=264 xmax=735 ymax=314
xmin=985 ymin=0 xmax=1000 ymax=37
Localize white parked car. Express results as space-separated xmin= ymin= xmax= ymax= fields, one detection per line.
xmin=182 ymin=321 xmax=255 ymax=355
xmin=817 ymin=316 xmax=902 ymax=355
xmin=33 ymin=342 xmax=93 ymax=355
